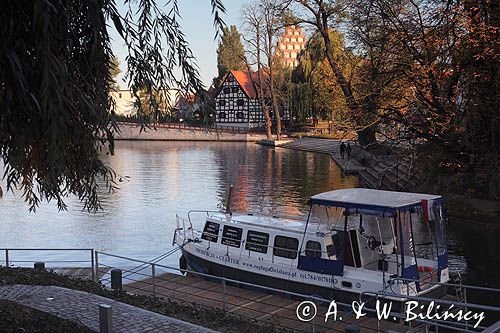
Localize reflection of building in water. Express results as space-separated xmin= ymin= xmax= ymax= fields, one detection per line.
xmin=213 ymin=144 xmax=358 ymax=216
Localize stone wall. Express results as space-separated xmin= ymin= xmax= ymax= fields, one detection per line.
xmin=115 ymin=123 xmax=266 ymax=142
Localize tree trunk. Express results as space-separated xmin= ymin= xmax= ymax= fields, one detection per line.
xmin=318 ymin=23 xmax=378 ymax=146
xmin=268 ymin=53 xmax=282 ymax=140
xmin=255 ymin=26 xmax=273 ymax=140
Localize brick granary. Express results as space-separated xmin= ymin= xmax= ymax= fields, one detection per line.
xmin=276 ymin=26 xmax=307 ymax=68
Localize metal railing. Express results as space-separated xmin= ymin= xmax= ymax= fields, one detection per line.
xmin=116 ymin=121 xmax=251 ymax=134
xmin=3 ymin=248 xmax=499 ymax=332
xmin=94 ymin=250 xmax=500 ymax=333
xmin=1 ymin=248 xmax=96 ymax=281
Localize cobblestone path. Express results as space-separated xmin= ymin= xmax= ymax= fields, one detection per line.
xmin=0 ymin=284 xmax=218 ymax=333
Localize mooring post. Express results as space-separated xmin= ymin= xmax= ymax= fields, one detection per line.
xmin=345 ymin=324 xmax=360 ymax=333
xmin=110 ymin=269 xmax=122 ymax=291
xmin=151 ymin=263 xmax=156 ymax=297
xmin=221 ymin=278 xmax=227 ymax=311
xmin=5 ymin=249 xmax=9 ymax=267
xmin=34 ymin=262 xmax=45 ymax=270
xmin=99 ymin=304 xmax=112 ymax=333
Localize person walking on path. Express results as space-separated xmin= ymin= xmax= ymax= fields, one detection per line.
xmin=346 ymin=143 xmax=352 ymax=160
xmin=340 ymin=141 xmax=346 ymax=158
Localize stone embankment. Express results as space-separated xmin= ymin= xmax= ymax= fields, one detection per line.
xmin=116 ymin=123 xmax=266 ymax=142
xmin=278 ymin=138 xmax=419 ymax=191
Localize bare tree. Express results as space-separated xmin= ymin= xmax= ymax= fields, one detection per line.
xmin=260 ymin=0 xmax=287 ymax=140
xmin=241 ymin=3 xmax=273 ymax=139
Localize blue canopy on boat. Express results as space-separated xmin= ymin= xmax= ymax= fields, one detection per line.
xmin=310 ymin=188 xmax=442 ymax=216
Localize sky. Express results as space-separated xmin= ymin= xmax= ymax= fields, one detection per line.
xmin=111 ymin=0 xmax=247 ymax=89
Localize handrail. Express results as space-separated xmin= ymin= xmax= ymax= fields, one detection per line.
xmin=96 ymin=250 xmax=497 ymax=332
xmin=2 ymin=248 xmax=96 ymax=282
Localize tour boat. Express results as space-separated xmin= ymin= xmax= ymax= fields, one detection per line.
xmin=173 ymin=188 xmax=450 ymax=303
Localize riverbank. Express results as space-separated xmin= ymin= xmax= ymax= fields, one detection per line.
xmin=116 ymin=123 xmax=267 ymax=142
xmin=275 ymin=137 xmax=500 ymax=230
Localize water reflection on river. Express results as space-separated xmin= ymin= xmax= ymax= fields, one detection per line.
xmin=1 ymin=141 xmax=498 ymax=290
xmin=1 ymin=141 xmax=357 ymax=266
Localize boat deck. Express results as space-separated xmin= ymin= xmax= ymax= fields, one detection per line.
xmin=124 ymin=271 xmax=414 ymax=332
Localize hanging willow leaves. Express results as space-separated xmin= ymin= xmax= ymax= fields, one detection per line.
xmin=0 ymin=0 xmax=226 ymax=211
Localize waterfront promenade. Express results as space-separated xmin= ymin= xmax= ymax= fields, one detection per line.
xmin=0 ymin=284 xmax=218 ymax=333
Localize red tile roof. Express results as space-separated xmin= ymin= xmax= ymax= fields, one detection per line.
xmin=230 ymin=70 xmax=269 ymax=98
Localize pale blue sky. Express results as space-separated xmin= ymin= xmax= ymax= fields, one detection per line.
xmin=111 ymin=0 xmax=247 ymax=89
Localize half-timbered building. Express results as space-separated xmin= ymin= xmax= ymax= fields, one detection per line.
xmin=215 ymin=70 xmax=267 ymax=129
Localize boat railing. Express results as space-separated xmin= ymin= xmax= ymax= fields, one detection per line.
xmin=186 ymin=210 xmax=222 ymax=225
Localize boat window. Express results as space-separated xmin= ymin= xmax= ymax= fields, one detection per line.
xmin=201 ymin=221 xmax=220 ymax=242
xmin=273 ymin=236 xmax=299 ymax=259
xmin=305 ymin=240 xmax=322 ymax=258
xmin=245 ymin=230 xmax=269 ymax=254
xmin=221 ymin=225 xmax=243 ymax=248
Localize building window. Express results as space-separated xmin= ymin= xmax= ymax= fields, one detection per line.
xmin=219 ymin=99 xmax=226 ymax=107
xmin=245 ymin=230 xmax=269 ymax=254
xmin=219 ymin=112 xmax=226 ymax=119
xmin=295 ymin=44 xmax=300 ymax=50
xmin=227 ymin=76 xmax=234 ymax=82
xmin=284 ymin=52 xmax=289 ymax=58
xmin=291 ymin=38 xmax=296 ymax=42
xmin=236 ymin=111 xmax=244 ymax=119
xmin=231 ymin=87 xmax=239 ymax=93
xmin=305 ymin=241 xmax=322 ymax=258
xmin=291 ymin=52 xmax=297 ymax=58
xmin=287 ymin=44 xmax=293 ymax=50
xmin=285 ymin=37 xmax=289 ymax=42
xmin=118 ymin=93 xmax=122 ymax=98
xmin=280 ymin=44 xmax=285 ymax=50
xmin=298 ymin=37 xmax=303 ymax=42
xmin=273 ymin=236 xmax=299 ymax=259
xmin=223 ymin=87 xmax=231 ymax=94
xmin=221 ymin=225 xmax=243 ymax=248
xmin=237 ymin=99 xmax=245 ymax=106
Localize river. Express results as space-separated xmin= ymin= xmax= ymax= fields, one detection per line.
xmin=1 ymin=141 xmax=499 ymax=293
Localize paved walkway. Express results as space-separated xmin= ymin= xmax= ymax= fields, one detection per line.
xmin=0 ymin=284 xmax=218 ymax=333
